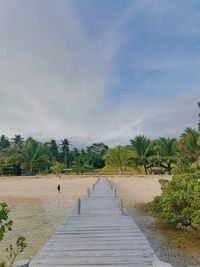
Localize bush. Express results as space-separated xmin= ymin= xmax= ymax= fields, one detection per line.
xmin=0 ymin=203 xmax=27 ymax=266
xmin=50 ymin=162 xmax=64 ymax=176
xmin=149 ymin=171 xmax=200 ymax=231
xmin=0 ymin=203 xmax=12 ymax=241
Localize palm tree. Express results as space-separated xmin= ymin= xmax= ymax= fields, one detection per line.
xmin=179 ymin=128 xmax=199 ymax=162
xmin=11 ymin=135 xmax=24 ymax=146
xmin=154 ymin=137 xmax=177 ymax=174
xmin=48 ymin=139 xmax=59 ymax=161
xmin=60 ymin=139 xmax=70 ymax=168
xmin=130 ymin=135 xmax=153 ymax=174
xmin=103 ymin=146 xmax=135 ymax=175
xmin=74 ymin=151 xmax=91 ymax=174
xmin=0 ymin=135 xmax=11 ymax=150
xmin=22 ymin=139 xmax=49 ymax=175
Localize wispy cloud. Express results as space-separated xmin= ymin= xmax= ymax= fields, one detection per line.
xmin=0 ymin=0 xmax=199 ymax=147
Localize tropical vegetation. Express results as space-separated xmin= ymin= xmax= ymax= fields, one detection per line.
xmin=0 ymin=103 xmax=199 ymax=176
xmin=0 ymin=203 xmax=27 ymax=266
xmin=149 ymin=102 xmax=200 ymax=231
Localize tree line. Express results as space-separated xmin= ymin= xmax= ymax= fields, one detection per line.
xmin=0 ymin=122 xmax=199 ymax=176
xmin=0 ymin=137 xmax=109 ymax=175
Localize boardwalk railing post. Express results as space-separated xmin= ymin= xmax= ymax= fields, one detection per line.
xmin=77 ymin=198 xmax=81 ymax=215
xmin=13 ymin=259 xmax=29 ymax=267
xmin=29 ymin=176 xmax=161 ymax=266
xmin=120 ymin=198 xmax=124 ymax=215
xmin=87 ymin=188 xmax=90 ymax=198
xmin=114 ymin=188 xmax=117 ymax=198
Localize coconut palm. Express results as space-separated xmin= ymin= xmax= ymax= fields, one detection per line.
xmin=48 ymin=139 xmax=59 ymax=161
xmin=11 ymin=135 xmax=24 ymax=146
xmin=50 ymin=162 xmax=64 ymax=177
xmin=60 ymin=139 xmax=70 ymax=168
xmin=130 ymin=135 xmax=153 ymax=174
xmin=103 ymin=146 xmax=135 ymax=175
xmin=154 ymin=137 xmax=177 ymax=174
xmin=0 ymin=135 xmax=11 ymax=150
xmin=73 ymin=152 xmax=91 ymax=174
xmin=22 ymin=139 xmax=49 ymax=175
xmin=179 ymin=128 xmax=200 ymax=162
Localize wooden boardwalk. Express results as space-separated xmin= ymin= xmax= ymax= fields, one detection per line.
xmin=29 ymin=178 xmax=161 ymax=267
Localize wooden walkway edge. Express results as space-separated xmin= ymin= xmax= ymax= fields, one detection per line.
xmin=25 ymin=178 xmax=172 ymax=267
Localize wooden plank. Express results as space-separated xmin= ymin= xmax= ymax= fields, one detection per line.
xmin=29 ymin=178 xmax=159 ymax=267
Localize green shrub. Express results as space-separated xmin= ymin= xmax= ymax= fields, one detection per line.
xmin=0 ymin=203 xmax=27 ymax=266
xmin=50 ymin=162 xmax=64 ymax=176
xmin=149 ymin=171 xmax=200 ymax=231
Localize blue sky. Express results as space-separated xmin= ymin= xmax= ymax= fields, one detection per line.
xmin=0 ymin=0 xmax=200 ymax=146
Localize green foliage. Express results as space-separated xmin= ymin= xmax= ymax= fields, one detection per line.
xmin=11 ymin=135 xmax=24 ymax=147
xmin=21 ymin=138 xmax=50 ymax=174
xmin=149 ymin=172 xmax=200 ymax=231
xmin=0 ymin=136 xmax=11 ymax=151
xmin=178 ymin=128 xmax=200 ymax=162
xmin=47 ymin=140 xmax=59 ymax=162
xmin=153 ymin=137 xmax=177 ymax=174
xmin=130 ymin=135 xmax=154 ymax=174
xmin=86 ymin=142 xmax=108 ymax=169
xmin=50 ymin=162 xmax=64 ymax=176
xmin=60 ymin=139 xmax=70 ymax=168
xmin=172 ymin=161 xmax=194 ymax=175
xmin=0 ymin=146 xmax=24 ymax=175
xmin=0 ymin=104 xmax=199 ymax=177
xmin=73 ymin=152 xmax=92 ymax=174
xmin=0 ymin=203 xmax=27 ymax=267
xmin=5 ymin=236 xmax=27 ymax=267
xmin=100 ymin=165 xmax=142 ymax=175
xmin=0 ymin=203 xmax=12 ymax=241
xmin=103 ymin=146 xmax=135 ymax=175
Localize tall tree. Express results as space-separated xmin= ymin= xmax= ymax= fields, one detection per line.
xmin=73 ymin=151 xmax=91 ymax=174
xmin=0 ymin=146 xmax=24 ymax=176
xmin=130 ymin=135 xmax=153 ymax=174
xmin=22 ymin=139 xmax=49 ymax=175
xmin=103 ymin=146 xmax=135 ymax=175
xmin=11 ymin=135 xmax=24 ymax=146
xmin=60 ymin=139 xmax=70 ymax=168
xmin=179 ymin=128 xmax=199 ymax=162
xmin=48 ymin=139 xmax=59 ymax=162
xmin=86 ymin=142 xmax=109 ymax=168
xmin=0 ymin=135 xmax=10 ymax=150
xmin=154 ymin=137 xmax=177 ymax=174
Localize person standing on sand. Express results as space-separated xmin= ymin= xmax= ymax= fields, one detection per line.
xmin=57 ymin=184 xmax=61 ymax=193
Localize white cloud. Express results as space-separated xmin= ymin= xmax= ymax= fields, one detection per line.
xmin=0 ymin=1 xmax=119 ymax=140
xmin=141 ymin=93 xmax=200 ymax=139
xmin=0 ymin=1 xmax=199 ymax=147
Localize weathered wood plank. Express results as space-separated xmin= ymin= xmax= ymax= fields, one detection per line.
xmin=29 ymin=178 xmax=170 ymax=267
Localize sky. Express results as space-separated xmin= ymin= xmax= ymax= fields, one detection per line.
xmin=0 ymin=0 xmax=200 ymax=147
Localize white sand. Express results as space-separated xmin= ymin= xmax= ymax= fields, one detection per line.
xmin=0 ymin=175 xmax=169 ymax=203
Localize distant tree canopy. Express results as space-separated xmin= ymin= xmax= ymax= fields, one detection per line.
xmin=0 ymin=102 xmax=199 ymax=176
xmin=103 ymin=146 xmax=135 ymax=175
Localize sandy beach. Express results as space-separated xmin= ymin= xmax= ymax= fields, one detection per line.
xmin=0 ymin=175 xmax=167 ymax=260
xmin=0 ymin=175 xmax=167 ymax=203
